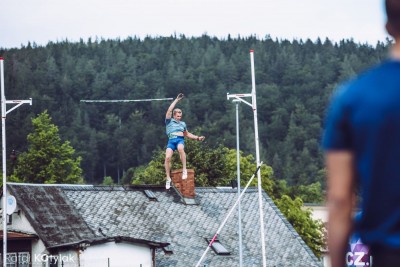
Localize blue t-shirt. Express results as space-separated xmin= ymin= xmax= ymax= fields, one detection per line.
xmin=322 ymin=60 xmax=400 ymax=248
xmin=165 ymin=118 xmax=187 ymax=139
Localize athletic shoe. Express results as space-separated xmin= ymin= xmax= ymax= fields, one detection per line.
xmin=166 ymin=177 xmax=171 ymax=189
xmin=182 ymin=169 xmax=188 ymax=180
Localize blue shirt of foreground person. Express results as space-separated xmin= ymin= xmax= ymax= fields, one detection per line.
xmin=322 ymin=1 xmax=400 ymax=266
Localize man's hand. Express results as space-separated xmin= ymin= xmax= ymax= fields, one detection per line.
xmin=198 ymin=136 xmax=205 ymax=141
xmin=176 ymin=93 xmax=184 ymax=101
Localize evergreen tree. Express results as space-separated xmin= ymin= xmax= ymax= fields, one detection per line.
xmin=10 ymin=111 xmax=83 ymax=184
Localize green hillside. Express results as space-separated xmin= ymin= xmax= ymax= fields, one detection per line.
xmin=0 ymin=35 xmax=389 ymax=185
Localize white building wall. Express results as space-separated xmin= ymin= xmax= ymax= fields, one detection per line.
xmin=1 ymin=194 xmax=78 ymax=266
xmin=8 ymin=207 xmax=49 ymax=257
xmin=30 ymin=250 xmax=79 ymax=267
xmin=303 ymin=204 xmax=328 ymax=223
xmin=1 ymin=194 xmax=49 ymax=262
xmin=81 ymin=242 xmax=152 ymax=267
xmin=7 ymin=208 xmax=35 ymax=233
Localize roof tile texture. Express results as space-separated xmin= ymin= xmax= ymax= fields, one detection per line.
xmin=8 ymin=184 xmax=321 ymax=266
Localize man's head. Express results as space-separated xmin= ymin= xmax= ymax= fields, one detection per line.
xmin=173 ymin=108 xmax=182 ymax=121
xmin=386 ymin=0 xmax=400 ymax=38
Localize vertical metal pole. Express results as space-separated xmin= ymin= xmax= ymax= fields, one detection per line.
xmin=0 ymin=58 xmax=31 ymax=267
xmin=234 ymin=100 xmax=243 ymax=267
xmin=195 ymin=164 xmax=263 ymax=267
xmin=250 ymin=50 xmax=267 ymax=267
xmin=1 ymin=57 xmax=7 ymax=267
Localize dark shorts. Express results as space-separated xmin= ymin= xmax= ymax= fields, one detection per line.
xmin=370 ymin=246 xmax=400 ymax=266
xmin=167 ymin=136 xmax=184 ymax=151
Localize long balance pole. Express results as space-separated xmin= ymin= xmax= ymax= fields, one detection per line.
xmin=1 ymin=57 xmax=32 ymax=267
xmin=194 ymin=163 xmax=263 ymax=267
xmin=80 ymin=98 xmax=173 ymax=103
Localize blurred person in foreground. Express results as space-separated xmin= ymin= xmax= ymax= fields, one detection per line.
xmin=322 ymin=1 xmax=400 ymax=266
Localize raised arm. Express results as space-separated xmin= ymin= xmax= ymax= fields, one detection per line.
xmin=166 ymin=93 xmax=184 ymax=119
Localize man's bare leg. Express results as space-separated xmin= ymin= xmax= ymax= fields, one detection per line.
xmin=177 ymin=144 xmax=187 ymax=179
xmin=165 ymin=148 xmax=174 ymax=188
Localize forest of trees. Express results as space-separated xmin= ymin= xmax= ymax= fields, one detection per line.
xmin=0 ymin=35 xmax=389 ymax=188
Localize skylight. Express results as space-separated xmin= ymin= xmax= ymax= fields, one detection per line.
xmin=183 ymin=197 xmax=197 ymax=205
xmin=206 ymin=239 xmax=230 ymax=255
xmin=144 ymin=190 xmax=157 ymax=201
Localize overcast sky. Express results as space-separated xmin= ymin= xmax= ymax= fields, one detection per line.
xmin=1 ymin=0 xmax=389 ymax=49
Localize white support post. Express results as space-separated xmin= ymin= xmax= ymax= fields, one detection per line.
xmin=250 ymin=50 xmax=267 ymax=267
xmin=1 ymin=57 xmax=5 ymax=267
xmin=227 ymin=50 xmax=267 ymax=267
xmin=233 ymin=99 xmax=243 ymax=267
xmin=1 ymin=57 xmax=32 ymax=267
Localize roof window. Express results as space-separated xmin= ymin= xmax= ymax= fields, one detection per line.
xmin=206 ymin=238 xmax=230 ymax=255
xmin=144 ymin=190 xmax=157 ymax=201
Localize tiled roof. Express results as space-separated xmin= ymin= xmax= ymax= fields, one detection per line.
xmin=8 ymin=183 xmax=321 ymax=266
xmin=7 ymin=184 xmax=97 ymax=248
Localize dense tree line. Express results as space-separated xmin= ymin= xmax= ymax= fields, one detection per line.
xmin=0 ymin=35 xmax=389 ymax=187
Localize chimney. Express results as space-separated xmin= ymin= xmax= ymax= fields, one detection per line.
xmin=171 ymin=169 xmax=195 ymax=199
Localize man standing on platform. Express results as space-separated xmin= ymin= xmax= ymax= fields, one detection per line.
xmin=164 ymin=93 xmax=205 ymax=189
